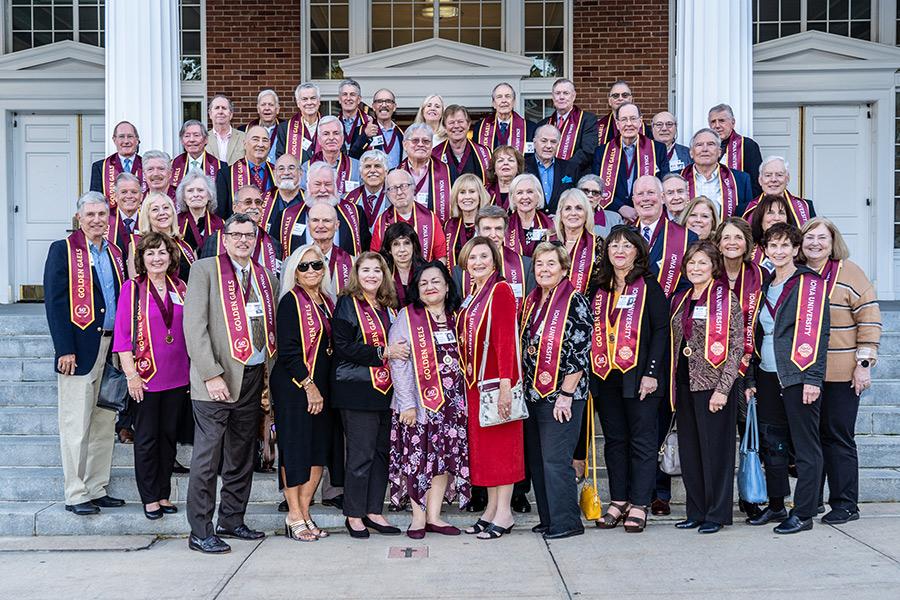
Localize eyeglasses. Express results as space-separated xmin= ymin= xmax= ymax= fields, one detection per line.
xmin=408 ymin=138 xmax=431 ymax=146
xmin=609 ymin=92 xmax=632 ymax=100
xmin=618 ymin=116 xmax=641 ymax=124
xmin=652 ymin=121 xmax=676 ymax=129
xmin=224 ymin=231 xmax=257 ymax=241
xmin=373 ymin=99 xmax=395 ymax=106
xmin=579 ymin=188 xmax=603 ymax=197
xmin=297 ymin=260 xmax=325 ymax=273
xmin=386 ymin=182 xmax=413 ymax=194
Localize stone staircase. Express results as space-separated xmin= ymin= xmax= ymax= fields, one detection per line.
xmin=1 ymin=304 xmax=899 ymax=536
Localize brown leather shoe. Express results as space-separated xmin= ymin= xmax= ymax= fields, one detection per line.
xmin=651 ymin=498 xmax=671 ymax=516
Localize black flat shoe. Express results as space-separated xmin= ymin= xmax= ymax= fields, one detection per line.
xmin=277 ymin=499 xmax=288 ymax=512
xmin=362 ymin=516 xmax=401 ymax=535
xmin=531 ymin=523 xmax=549 ymax=534
xmin=817 ymin=504 xmax=826 ymax=514
xmin=90 ymin=495 xmax=125 ymax=508
xmin=675 ymin=519 xmax=702 ymax=529
xmin=65 ymin=501 xmax=100 ymax=516
xmin=189 ymin=534 xmax=230 ymax=554
xmin=144 ymin=507 xmax=164 ymax=520
xmin=345 ymin=518 xmax=370 ymax=539
xmin=821 ymin=508 xmax=860 ymax=525
xmin=215 ymin=524 xmax=265 ymax=540
xmin=774 ymin=515 xmax=813 ymax=534
xmin=746 ymin=507 xmax=787 ymax=526
xmin=543 ymin=527 xmax=584 ymax=540
xmin=159 ymin=504 xmax=178 ymax=514
xmin=511 ymin=494 xmax=531 ymax=514
xmin=322 ymin=494 xmax=344 ymax=510
xmin=698 ymin=521 xmax=722 ymax=534
xmin=466 ymin=496 xmax=487 ymax=513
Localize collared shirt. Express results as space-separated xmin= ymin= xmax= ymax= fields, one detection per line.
xmin=120 ymin=210 xmax=139 ymax=233
xmin=623 ymin=143 xmax=636 ymax=194
xmin=303 ymin=226 xmax=341 ymax=248
xmin=362 ymin=186 xmax=389 ymax=223
xmin=694 ymin=166 xmax=723 ymax=214
xmin=214 ymin=127 xmax=233 ymax=161
xmin=263 ymin=123 xmax=278 ymax=163
xmin=118 ymin=154 xmax=135 ymax=173
xmin=639 ymin=217 xmax=660 ymax=244
xmin=188 ymin=154 xmax=203 ymax=172
xmin=536 ymin=158 xmax=555 ymax=203
xmin=230 ymin=257 xmax=265 ymax=366
xmin=379 ymin=125 xmax=402 ymax=169
xmin=89 ymin=239 xmax=117 ymax=329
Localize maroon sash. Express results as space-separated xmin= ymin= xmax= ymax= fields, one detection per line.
xmin=336 ymin=200 xmax=363 ymax=254
xmin=374 ymin=203 xmax=438 ymax=261
xmin=329 ymin=246 xmax=353 ymax=293
xmin=521 ymin=279 xmax=577 ymax=397
xmin=598 ymin=134 xmax=658 ymax=207
xmin=231 ymin=158 xmax=275 ymax=217
xmin=215 ymin=254 xmax=276 ymax=364
xmin=175 ymin=238 xmax=196 ymax=265
xmin=724 ymin=131 xmax=745 ymax=172
xmin=291 ymin=285 xmax=334 ymax=377
xmin=102 ymin=154 xmax=145 ymax=205
xmin=132 ymin=276 xmax=186 ymax=381
xmin=457 ymin=273 xmax=503 ymax=386
xmin=591 ymin=277 xmax=647 ymax=378
xmin=596 ymin=113 xmax=615 ymax=146
xmin=351 ymin=296 xmax=393 ymax=394
xmin=486 ymin=183 xmax=511 ymax=211
xmin=310 ymin=151 xmax=353 ymax=196
xmin=790 ymin=273 xmax=827 ymax=371
xmin=286 ymin=112 xmax=320 ymax=158
xmin=171 ymin=151 xmax=220 ymax=190
xmin=506 ymin=211 xmax=553 ymax=257
xmin=434 ymin=140 xmax=492 ymax=184
xmin=216 ymin=229 xmax=279 ymax=273
xmin=106 ymin=208 xmax=132 ymax=250
xmin=178 ymin=210 xmax=224 ymax=250
xmin=566 ymin=231 xmax=596 ymax=294
xmin=278 ymin=203 xmax=308 ymax=257
xmin=649 ymin=218 xmax=689 ymax=298
xmin=742 ymin=191 xmax=812 ymax=226
xmin=817 ymin=259 xmax=842 ymax=299
xmin=550 ymin=107 xmax=584 ymax=161
xmin=682 ymin=163 xmax=739 ymax=220
xmin=66 ymin=230 xmax=124 ymax=329
xmin=724 ymin=262 xmax=764 ymax=376
xmin=478 ymin=112 xmax=527 ymax=153
xmin=345 ymin=185 xmax=386 ymax=227
xmin=400 ymin=158 xmax=452 ymax=224
xmin=405 ymin=305 xmax=447 ymax=412
xmin=444 ymin=218 xmax=475 ymax=270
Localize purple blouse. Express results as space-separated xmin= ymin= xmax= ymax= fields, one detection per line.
xmin=112 ymin=279 xmax=190 ymax=392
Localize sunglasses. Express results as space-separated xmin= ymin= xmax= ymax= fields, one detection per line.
xmin=297 ymin=260 xmax=325 ymax=273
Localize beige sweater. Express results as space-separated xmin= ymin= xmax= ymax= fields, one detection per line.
xmin=824 ymin=259 xmax=881 ymax=382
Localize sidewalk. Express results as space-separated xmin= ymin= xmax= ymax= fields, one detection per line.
xmin=1 ymin=504 xmax=899 ymax=599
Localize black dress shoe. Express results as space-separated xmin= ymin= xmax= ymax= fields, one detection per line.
xmin=746 ymin=507 xmax=787 ymax=526
xmin=160 ymin=504 xmax=178 ymax=514
xmin=345 ymin=518 xmax=370 ymax=539
xmin=277 ymin=499 xmax=288 ymax=512
xmin=675 ymin=519 xmax=702 ymax=529
xmin=361 ymin=516 xmax=401 ymax=535
xmin=821 ymin=508 xmax=860 ymax=525
xmin=511 ymin=495 xmax=531 ymax=514
xmin=172 ymin=460 xmax=190 ymax=474
xmin=774 ymin=515 xmax=813 ymax=534
xmin=144 ymin=506 xmax=164 ymax=520
xmin=817 ymin=504 xmax=826 ymax=514
xmin=322 ymin=494 xmax=344 ymax=510
xmin=698 ymin=521 xmax=722 ymax=534
xmin=189 ymin=534 xmax=231 ymax=554
xmin=531 ymin=523 xmax=549 ymax=534
xmin=651 ymin=498 xmax=671 ymax=516
xmin=741 ymin=501 xmax=763 ymax=520
xmin=543 ymin=527 xmax=585 ymax=540
xmin=65 ymin=501 xmax=100 ymax=516
xmin=90 ymin=495 xmax=125 ymax=508
xmin=215 ymin=524 xmax=266 ymax=540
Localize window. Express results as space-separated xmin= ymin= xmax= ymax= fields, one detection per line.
xmin=752 ymin=0 xmax=872 ymax=43
xmin=183 ymin=100 xmax=202 ymax=122
xmin=524 ymin=0 xmax=565 ymax=77
xmin=180 ymin=0 xmax=202 ymax=81
xmin=371 ymin=1 xmax=502 ymax=52
xmin=8 ymin=0 xmax=104 ymax=51
xmin=524 ymin=98 xmax=553 ymax=123
xmin=309 ymin=0 xmax=349 ymax=79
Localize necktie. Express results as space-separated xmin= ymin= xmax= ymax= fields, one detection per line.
xmin=241 ymin=268 xmax=266 ymax=351
xmin=123 ymin=158 xmax=132 ymax=173
xmin=190 ymin=159 xmax=200 ymax=171
xmin=642 ymin=226 xmax=652 ymax=243
xmin=124 ymin=218 xmax=134 ymax=233
xmin=499 ymin=122 xmax=509 ymax=136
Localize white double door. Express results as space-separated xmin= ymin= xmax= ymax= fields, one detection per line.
xmin=753 ymin=104 xmax=873 ymax=277
xmin=13 ymin=114 xmax=105 ymax=299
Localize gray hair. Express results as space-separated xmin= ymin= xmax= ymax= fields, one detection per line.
xmin=552 ymin=78 xmax=575 ymax=91
xmin=372 ymin=88 xmax=396 ymax=101
xmin=508 ymin=173 xmax=545 ymax=211
xmin=491 ymin=82 xmax=516 ymax=101
xmin=174 ymin=170 xmax=217 ymax=214
xmin=476 ymin=205 xmax=509 ymax=230
xmin=224 ymin=212 xmax=255 ymax=232
xmin=708 ymin=103 xmax=735 ymax=120
xmin=690 ymin=127 xmax=720 ymax=147
xmin=404 ymin=122 xmax=434 ymax=141
xmin=577 ymin=173 xmax=606 ymax=192
xmin=760 ymin=155 xmax=790 ymax=172
xmin=257 ymin=88 xmax=279 ymax=104
xmin=338 ymin=78 xmax=361 ymax=95
xmin=661 ymin=172 xmax=688 ymax=185
xmin=114 ymin=171 xmax=141 ymax=191
xmin=534 ymin=123 xmax=561 ymax=140
xmin=317 ymin=115 xmax=341 ymax=135
xmin=360 ymin=149 xmax=389 ymax=170
xmin=179 ymin=119 xmax=207 ymax=139
xmin=76 ymin=191 xmax=108 ymax=213
xmin=306 ymin=161 xmax=337 ymax=185
xmin=294 ymin=82 xmax=320 ymax=102
xmin=142 ymin=150 xmax=172 ymax=166
xmin=208 ymin=93 xmax=234 ymax=113
xmin=386 ymin=168 xmax=415 ymax=187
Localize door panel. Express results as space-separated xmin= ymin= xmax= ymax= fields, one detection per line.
xmin=752 ymin=107 xmax=801 ymax=196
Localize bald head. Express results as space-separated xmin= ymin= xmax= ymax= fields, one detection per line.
xmin=274 ymin=153 xmax=300 ymax=190
xmin=307 ymin=201 xmax=339 ymax=244
xmin=651 ymin=111 xmax=677 ymax=146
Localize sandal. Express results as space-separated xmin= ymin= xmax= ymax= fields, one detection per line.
xmin=464 ymin=518 xmax=491 ymax=535
xmin=285 ymin=518 xmax=317 ymax=542
xmin=306 ymin=519 xmax=329 ymax=538
xmin=623 ymin=506 xmax=648 ymax=533
xmin=477 ymin=522 xmax=514 ymax=540
xmin=596 ymin=501 xmax=631 ymax=529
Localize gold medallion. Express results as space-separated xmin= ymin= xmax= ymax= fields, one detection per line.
xmin=682 ymin=346 xmax=693 ymax=357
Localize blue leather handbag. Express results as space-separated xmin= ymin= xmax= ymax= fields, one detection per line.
xmin=738 ymin=396 xmax=768 ymax=504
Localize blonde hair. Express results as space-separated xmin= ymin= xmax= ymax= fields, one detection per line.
xmin=138 ymin=192 xmax=180 ymax=237
xmin=553 ymin=188 xmax=593 ymax=242
xmin=413 ymin=94 xmax=447 ymax=141
xmin=508 ymin=173 xmax=545 ymax=213
xmin=450 ymin=173 xmax=491 ymax=219
xmin=680 ymin=196 xmax=719 ymax=239
xmin=279 ymin=244 xmax=335 ymax=301
xmin=340 ymin=251 xmax=398 ymax=309
xmin=799 ymin=216 xmax=850 ymax=262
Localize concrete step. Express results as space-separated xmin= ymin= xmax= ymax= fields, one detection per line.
xmin=0 ymin=335 xmax=54 ymax=359
xmin=856 ymin=407 xmax=900 ymax=435
xmin=0 ymin=382 xmax=57 ymax=407
xmin=0 ymin=314 xmax=52 ymax=336
xmin=857 ymin=436 xmax=900 ymax=468
xmin=863 ymin=380 xmax=900 ymax=406
xmin=0 ymin=406 xmax=58 ymax=435
xmin=0 ymin=358 xmax=56 ymax=382
xmin=0 ymin=436 xmax=194 ymax=468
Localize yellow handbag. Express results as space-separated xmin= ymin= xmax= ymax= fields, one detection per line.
xmin=579 ymin=392 xmax=603 ymax=520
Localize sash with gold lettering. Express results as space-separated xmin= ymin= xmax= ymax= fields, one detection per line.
xmin=477 ymin=112 xmax=527 ymax=153
xmin=723 ymin=131 xmax=745 ymax=172
xmin=682 ymin=163 xmax=739 ymax=219
xmin=278 ymin=203 xmax=309 ymax=257
xmin=215 ymin=254 xmax=276 ymax=363
xmin=102 ymin=154 xmax=146 ymax=205
xmin=724 ymin=262 xmax=764 ymax=376
xmin=597 ymin=113 xmax=615 ymax=146
xmin=566 ymin=231 xmax=597 ymax=294
xmin=742 ymin=191 xmax=813 ymax=226
xmin=590 ymin=277 xmax=647 ymax=379
xmin=598 ymin=134 xmax=658 ymax=208
xmin=286 ymin=112 xmax=320 ymax=158
xmin=405 ymin=305 xmax=447 ymax=412
xmin=171 ymin=152 xmax=220 ymax=191
xmin=336 ymin=200 xmax=363 ymax=254
xmin=444 ymin=218 xmax=475 ymax=270
xmin=310 ymin=151 xmax=353 ymax=196
xmin=345 ymin=184 xmax=386 ymax=227
xmin=344 ymin=107 xmax=372 ymax=149
xmin=374 ymin=203 xmax=437 ymax=261
xmin=178 ymin=210 xmax=224 ymax=251
xmin=66 ymin=229 xmax=124 ymax=329
xmin=550 ymin=107 xmax=584 ymax=161
xmin=351 ymin=296 xmax=393 ymax=394
xmin=291 ymin=285 xmax=334 ymax=378
xmin=506 ymin=211 xmax=553 ymax=257
xmin=521 ymin=279 xmax=576 ymax=397
xmin=648 ymin=218 xmax=689 ymax=298
xmin=131 ymin=275 xmax=186 ymax=381
xmin=329 ymin=246 xmax=353 ymax=293
xmin=789 ymin=273 xmax=827 ymax=370
xmin=106 ymin=208 xmax=130 ymax=250
xmin=434 ymin=140 xmax=492 ymax=184
xmin=215 ymin=229 xmax=279 ymax=273
xmin=457 ymin=272 xmax=503 ymax=387
xmin=817 ymin=259 xmax=842 ymax=299
xmin=175 ymin=238 xmax=196 ymax=265
xmin=400 ymin=158 xmax=453 ymax=224
xmin=231 ymin=158 xmax=276 ymax=218
xmin=461 ymin=249 xmax=525 ymax=312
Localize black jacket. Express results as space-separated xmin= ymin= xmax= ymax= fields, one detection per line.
xmin=592 ymin=138 xmax=670 ymax=212
xmin=330 ymin=295 xmax=394 ymax=411
xmin=721 ymin=135 xmax=764 ymax=197
xmin=537 ymin=109 xmax=598 ymax=176
xmin=524 ymin=155 xmax=579 ymax=215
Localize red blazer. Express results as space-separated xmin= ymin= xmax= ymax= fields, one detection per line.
xmin=467 ymin=281 xmax=521 ymax=388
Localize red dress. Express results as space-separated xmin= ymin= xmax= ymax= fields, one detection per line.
xmin=463 ymin=281 xmax=525 ymax=487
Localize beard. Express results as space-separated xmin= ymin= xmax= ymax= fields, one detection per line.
xmin=278 ymin=179 xmax=298 ymax=192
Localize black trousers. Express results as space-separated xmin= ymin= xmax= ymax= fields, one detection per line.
xmin=187 ymin=364 xmax=264 ymax=539
xmin=819 ymin=381 xmax=860 ymax=512
xmin=132 ymin=385 xmax=187 ymax=504
xmin=341 ymin=409 xmax=391 ymax=518
xmin=676 ymin=384 xmax=737 ymax=525
xmin=756 ymin=370 xmax=823 ymax=520
xmin=525 ymin=400 xmax=585 ymax=534
xmin=593 ymin=374 xmax=661 ymax=506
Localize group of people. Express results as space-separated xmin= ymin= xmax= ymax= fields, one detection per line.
xmin=45 ymin=76 xmax=880 ymax=553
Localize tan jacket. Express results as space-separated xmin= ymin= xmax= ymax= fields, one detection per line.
xmin=183 ymin=256 xmax=277 ymax=402
xmin=206 ymin=127 xmax=246 ymax=165
xmin=824 ymin=259 xmax=881 ymax=381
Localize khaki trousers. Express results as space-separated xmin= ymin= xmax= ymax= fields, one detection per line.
xmin=57 ymin=336 xmax=116 ymax=505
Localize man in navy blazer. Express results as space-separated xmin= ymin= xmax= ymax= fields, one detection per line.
xmin=525 ymin=124 xmax=578 ymax=215
xmin=44 ymin=192 xmax=127 ymax=516
xmin=681 ymin=128 xmax=753 ymax=220
xmin=651 ymin=111 xmax=692 ymax=172
xmin=537 ymin=78 xmax=598 ymax=176
xmin=593 ymin=103 xmax=669 ymax=222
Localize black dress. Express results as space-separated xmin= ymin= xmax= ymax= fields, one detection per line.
xmin=269 ymin=292 xmax=343 ymax=487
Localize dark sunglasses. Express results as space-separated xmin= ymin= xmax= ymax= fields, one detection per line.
xmin=297 ymin=260 xmax=325 ymax=273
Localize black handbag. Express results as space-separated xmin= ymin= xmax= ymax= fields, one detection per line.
xmin=97 ymin=288 xmax=137 ymax=413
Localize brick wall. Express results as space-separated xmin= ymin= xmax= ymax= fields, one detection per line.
xmin=572 ymin=0 xmax=669 ymax=119
xmin=205 ymin=0 xmax=302 ymax=126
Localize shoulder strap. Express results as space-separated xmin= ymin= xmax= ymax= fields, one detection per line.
xmin=477 ymin=287 xmax=523 ymax=383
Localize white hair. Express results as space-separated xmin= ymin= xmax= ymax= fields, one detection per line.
xmin=360 ymin=149 xmax=389 ymax=170
xmin=294 ymin=82 xmax=320 ymax=103
xmin=279 ymin=243 xmax=335 ymax=301
xmin=404 ymin=122 xmax=434 ymax=141
xmin=760 ymin=155 xmax=790 ymax=173
xmin=508 ymin=173 xmax=545 ymax=212
xmin=257 ymin=89 xmax=279 ymax=104
xmin=317 ymin=115 xmax=341 ymax=135
xmin=174 ymin=170 xmax=217 ymax=214
xmin=76 ymin=191 xmax=108 ymax=213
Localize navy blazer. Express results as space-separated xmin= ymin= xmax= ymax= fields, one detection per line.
xmin=668 ymin=143 xmax=692 ymax=171
xmin=525 ymin=155 xmax=578 ymax=215
xmin=537 ymin=109 xmax=598 ymax=177
xmin=646 ymin=221 xmax=698 ymax=297
xmin=592 ymin=139 xmax=670 ymax=212
xmin=274 ymin=120 xmax=315 ymax=164
xmin=44 ymin=239 xmax=122 ymax=376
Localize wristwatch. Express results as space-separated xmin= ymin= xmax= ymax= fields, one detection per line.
xmin=858 ymin=359 xmax=871 ymax=368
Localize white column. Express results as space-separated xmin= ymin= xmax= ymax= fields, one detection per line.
xmin=675 ymin=0 xmax=754 ymax=143
xmin=104 ymin=0 xmax=182 ymax=155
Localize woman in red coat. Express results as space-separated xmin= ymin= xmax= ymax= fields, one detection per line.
xmin=456 ymin=236 xmax=525 ymax=540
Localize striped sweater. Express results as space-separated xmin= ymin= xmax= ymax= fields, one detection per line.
xmin=823 ymin=259 xmax=881 ymax=382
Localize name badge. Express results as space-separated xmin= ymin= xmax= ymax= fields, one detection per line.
xmin=509 ymin=283 xmax=523 ymax=298
xmin=616 ymin=294 xmax=636 ymax=309
xmin=526 ymin=228 xmax=546 ymax=242
xmin=416 ymin=192 xmax=429 ymax=205
xmin=524 ymin=142 xmax=535 ymax=155
xmin=370 ymin=135 xmax=384 ymax=147
xmin=245 ymin=302 xmax=264 ymax=318
xmin=301 ymin=137 xmax=312 ymax=151
xmin=291 ymin=222 xmax=306 ymax=237
xmin=692 ymin=305 xmax=708 ymax=320
xmin=460 ymin=295 xmax=473 ymax=309
xmin=669 ymin=159 xmax=684 ymax=171
xmin=761 ymin=258 xmax=775 ymax=273
xmin=434 ymin=330 xmax=456 ymax=345
xmin=275 ymin=259 xmax=283 ymax=275
xmin=170 ymin=292 xmax=183 ymax=305
xmin=344 ymin=180 xmax=359 ymax=192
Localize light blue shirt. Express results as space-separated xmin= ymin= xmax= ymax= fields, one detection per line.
xmin=624 ymin=144 xmax=636 ymax=195
xmin=89 ymin=239 xmax=117 ymax=329
xmin=231 ymin=258 xmax=266 ymax=367
xmin=759 ymin=280 xmax=783 ymax=373
xmin=379 ymin=126 xmax=402 ymax=169
xmin=537 ymin=159 xmax=555 ymax=204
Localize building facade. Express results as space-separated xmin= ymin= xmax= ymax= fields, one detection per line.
xmin=0 ymin=0 xmax=899 ymax=301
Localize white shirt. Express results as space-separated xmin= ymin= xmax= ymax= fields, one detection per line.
xmin=215 ymin=127 xmax=233 ymax=161
xmin=230 ymin=257 xmax=266 ymax=366
xmin=638 ymin=217 xmax=661 ymax=244
xmin=118 ymin=154 xmax=136 ymax=172
xmin=693 ymin=165 xmax=723 ymax=214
